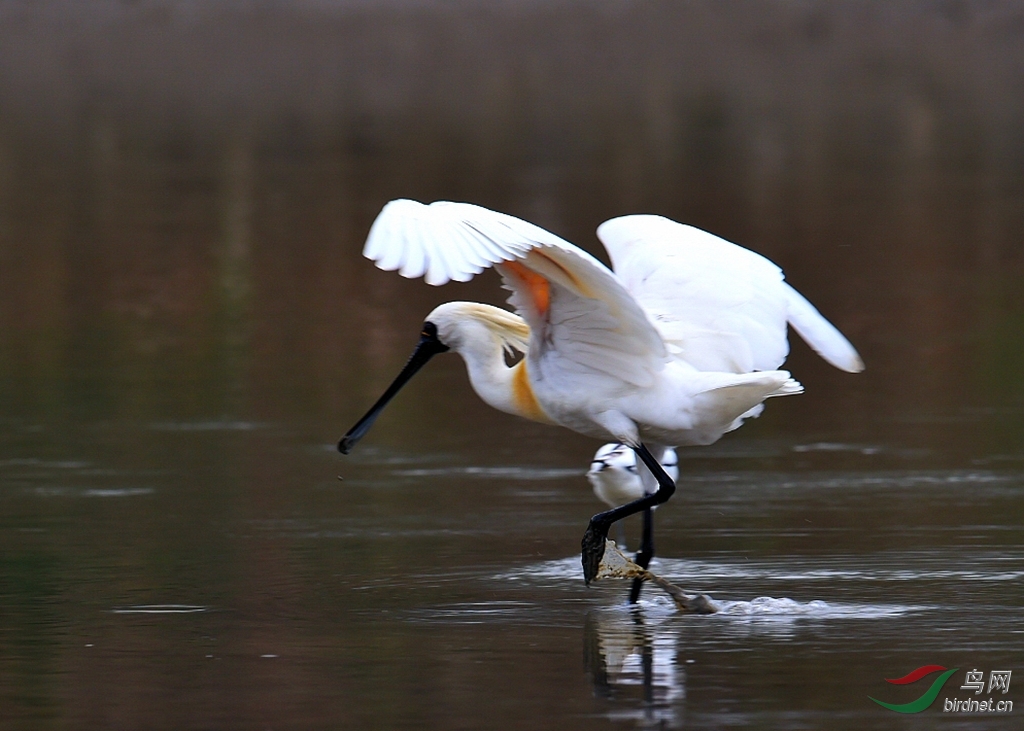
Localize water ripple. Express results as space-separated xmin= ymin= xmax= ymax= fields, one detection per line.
xmin=496 ymin=553 xmax=1024 ymax=584
xmin=111 ymin=604 xmax=209 ymax=614
xmin=147 ymin=420 xmax=268 ymax=432
xmin=391 ymin=466 xmax=582 ymax=480
xmin=406 ymin=600 xmax=538 ymax=624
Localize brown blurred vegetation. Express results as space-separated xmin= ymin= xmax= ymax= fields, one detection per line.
xmin=0 ymin=0 xmax=1022 ymax=439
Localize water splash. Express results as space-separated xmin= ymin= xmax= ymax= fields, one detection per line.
xmin=713 ymin=596 xmax=927 ymax=619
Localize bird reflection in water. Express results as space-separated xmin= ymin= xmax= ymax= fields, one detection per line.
xmin=584 ymin=607 xmax=686 ymax=729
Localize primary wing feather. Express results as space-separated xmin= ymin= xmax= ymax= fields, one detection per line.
xmin=597 ymin=215 xmax=862 ymax=374
xmin=367 ymin=199 xmax=561 ymax=282
xmin=363 ymin=200 xmax=668 ymax=387
xmin=783 ymin=284 xmax=863 ymax=372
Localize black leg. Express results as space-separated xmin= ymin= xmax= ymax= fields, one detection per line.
xmin=582 ymin=443 xmax=676 ymax=585
xmin=628 ymin=507 xmax=653 ymax=603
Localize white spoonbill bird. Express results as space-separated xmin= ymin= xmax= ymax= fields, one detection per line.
xmin=588 ymin=443 xmax=678 ymax=549
xmin=339 ymin=200 xmax=863 ymax=594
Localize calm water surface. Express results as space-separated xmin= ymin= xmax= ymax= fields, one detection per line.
xmin=1 ymin=2 xmax=1024 ymax=729
xmin=2 ymin=405 xmax=1021 ymax=729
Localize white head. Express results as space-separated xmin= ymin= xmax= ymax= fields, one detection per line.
xmin=424 ymin=302 xmax=530 ymax=355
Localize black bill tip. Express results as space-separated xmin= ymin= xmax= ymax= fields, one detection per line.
xmin=337 ymin=321 xmax=449 ymax=456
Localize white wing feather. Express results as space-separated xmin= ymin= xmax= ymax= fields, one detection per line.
xmin=366 ymin=199 xmax=575 ymax=285
xmin=363 ymin=200 xmax=668 ymax=387
xmin=596 ymin=215 xmax=863 ymax=374
xmin=783 ymin=283 xmax=864 ymax=372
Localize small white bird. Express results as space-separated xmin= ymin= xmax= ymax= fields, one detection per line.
xmin=589 ymin=443 xmax=680 ymax=510
xmin=588 ymin=443 xmax=679 ymax=549
xmin=339 ymin=200 xmax=862 ymax=596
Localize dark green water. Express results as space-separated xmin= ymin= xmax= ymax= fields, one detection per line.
xmin=1 ymin=2 xmax=1023 ymax=729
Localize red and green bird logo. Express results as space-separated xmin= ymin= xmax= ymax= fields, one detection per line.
xmin=870 ymin=665 xmax=959 ymax=713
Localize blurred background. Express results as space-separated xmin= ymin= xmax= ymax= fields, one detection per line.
xmin=1 ymin=1 xmax=1022 ymax=729
xmin=2 ymin=0 xmax=1023 ymax=438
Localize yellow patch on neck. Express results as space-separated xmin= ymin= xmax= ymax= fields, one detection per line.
xmin=511 ymin=360 xmax=552 ymax=423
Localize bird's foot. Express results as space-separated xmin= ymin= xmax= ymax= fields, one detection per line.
xmin=582 ymin=519 xmax=611 ymax=585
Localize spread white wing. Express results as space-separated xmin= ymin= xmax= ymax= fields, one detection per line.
xmin=363 ymin=200 xmax=668 ymax=387
xmin=597 ymin=215 xmax=863 ymax=374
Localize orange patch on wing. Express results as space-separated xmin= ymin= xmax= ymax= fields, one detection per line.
xmin=511 ymin=361 xmax=551 ymax=423
xmin=530 ymin=249 xmax=586 ymax=293
xmin=503 ymin=260 xmax=551 ymax=316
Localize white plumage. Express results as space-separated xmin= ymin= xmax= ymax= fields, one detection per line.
xmin=344 ymin=199 xmax=863 ymax=585
xmin=596 ymin=215 xmax=861 ymax=374
xmin=588 ymin=443 xmax=680 ymax=511
xmin=363 ymin=200 xmax=860 ymax=444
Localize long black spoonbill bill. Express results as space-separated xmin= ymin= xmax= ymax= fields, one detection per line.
xmin=338 ymin=200 xmax=863 ymax=596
